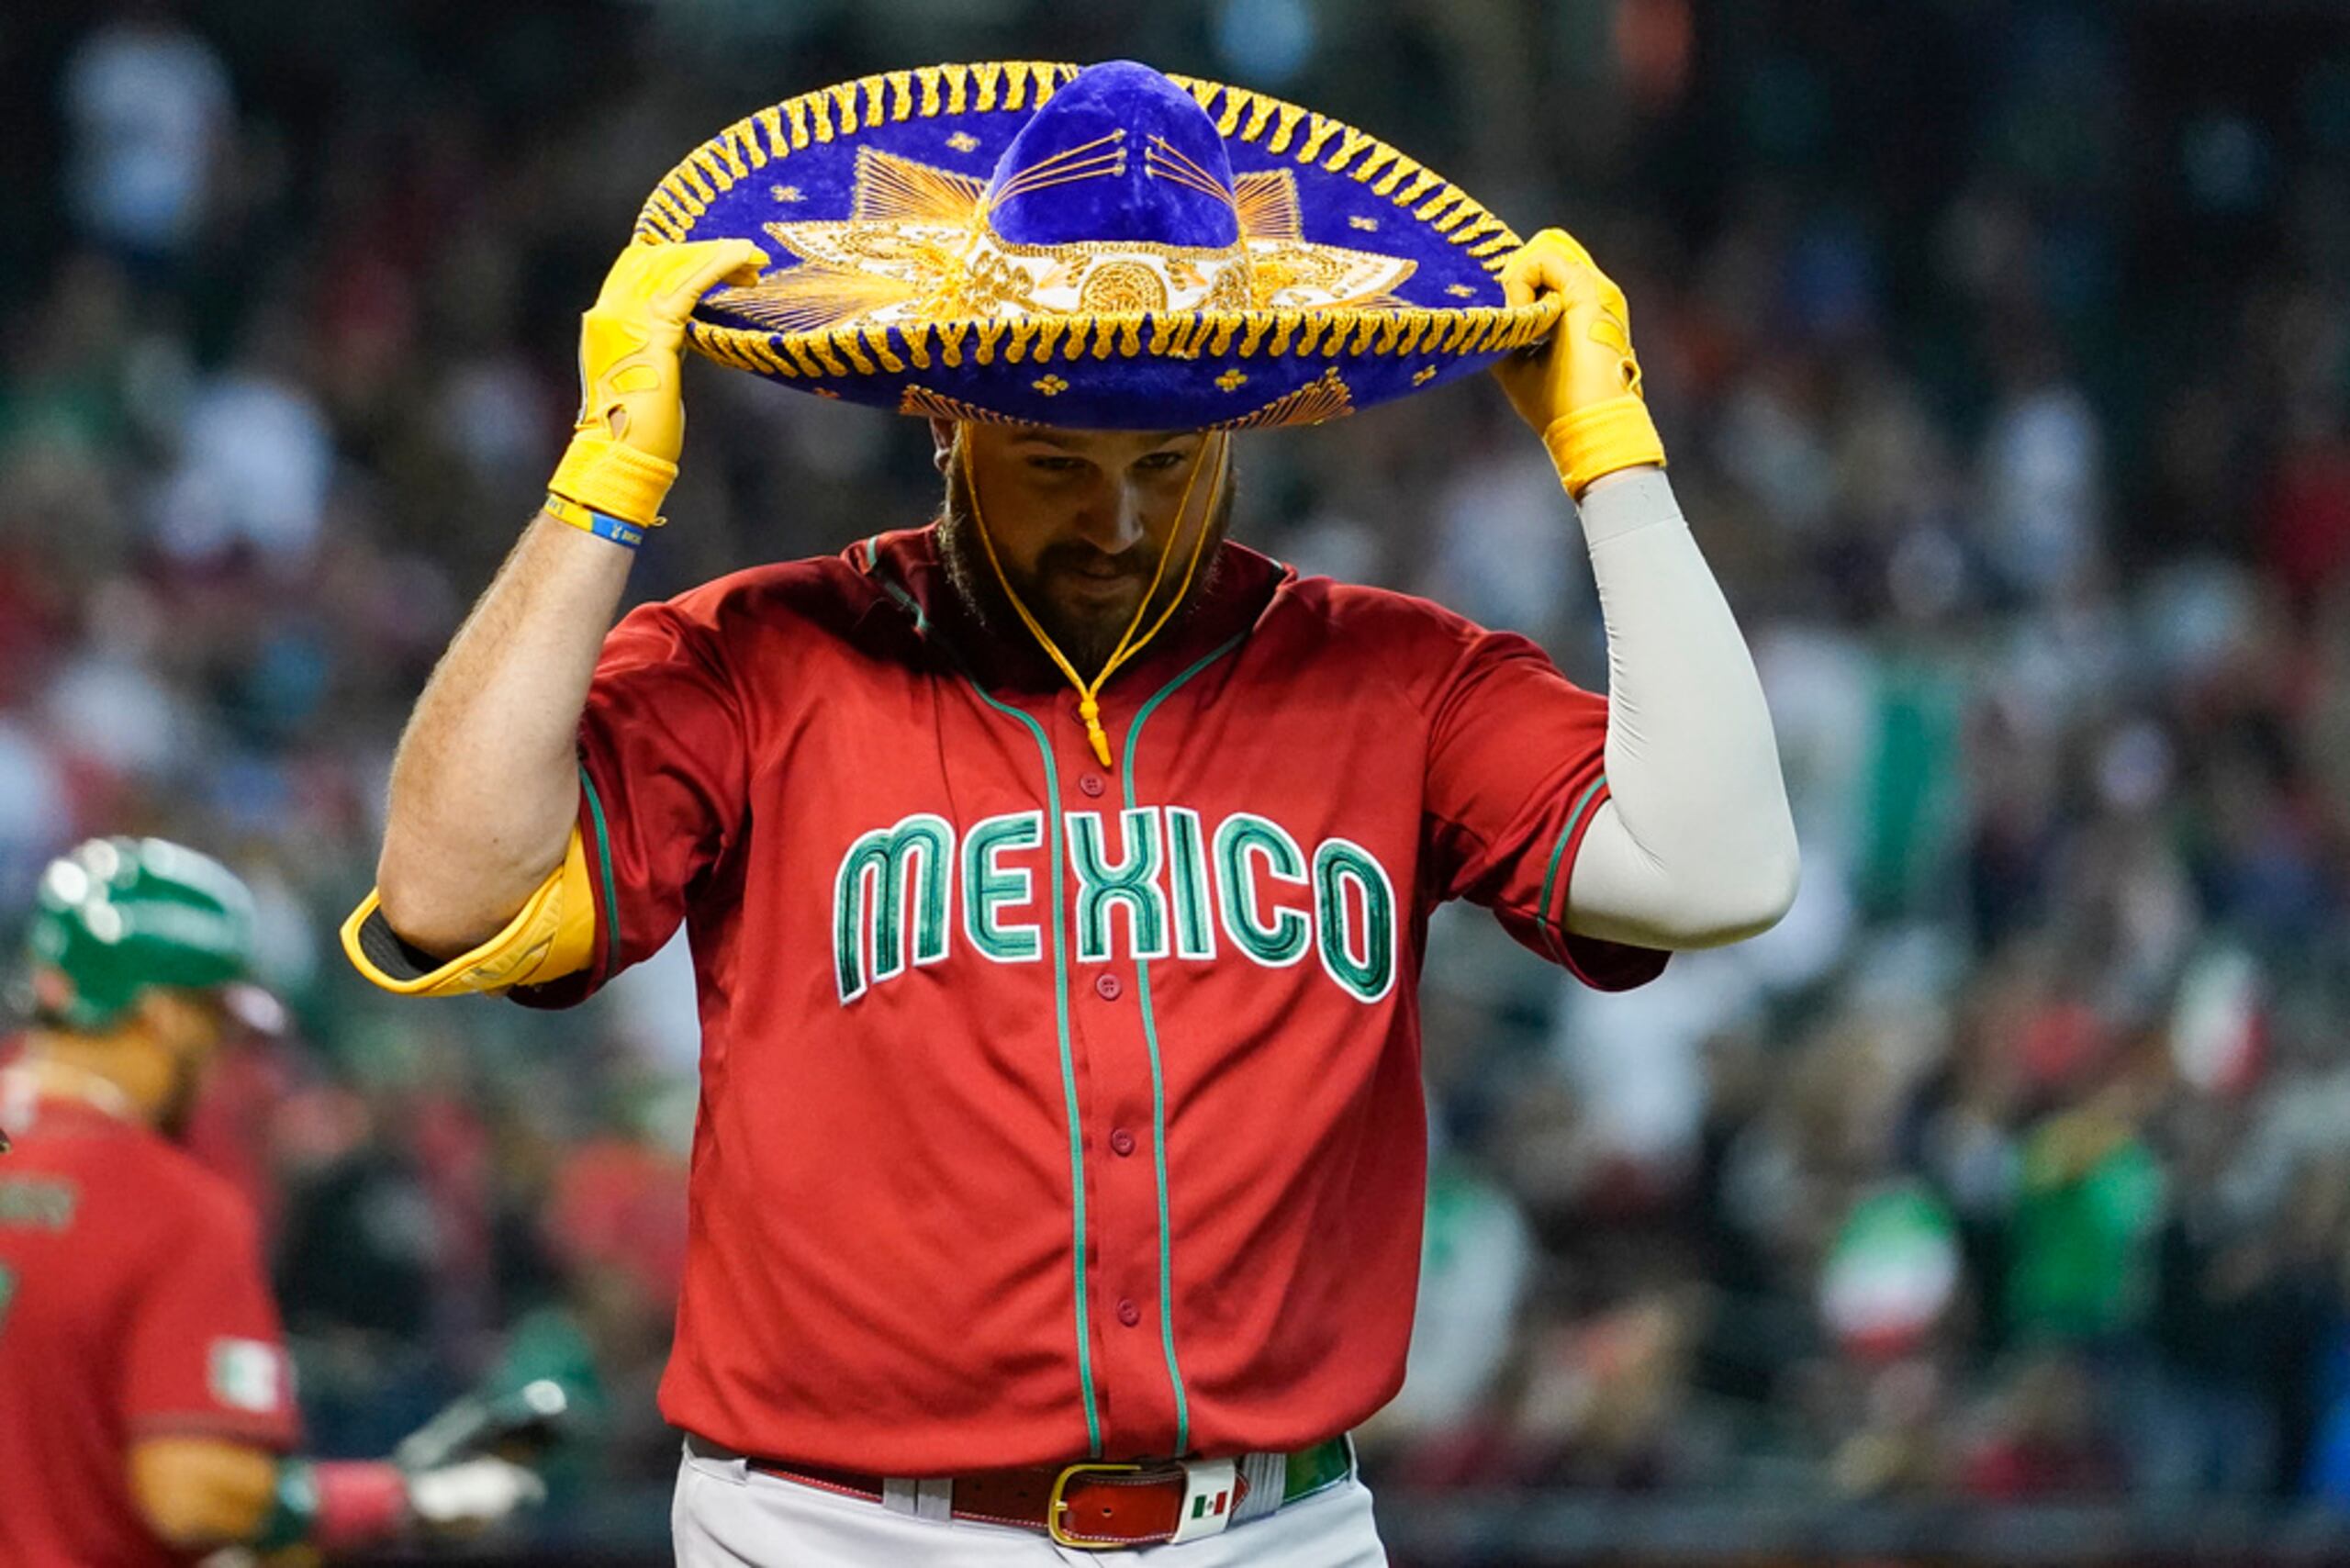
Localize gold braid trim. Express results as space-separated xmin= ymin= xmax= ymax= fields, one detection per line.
xmin=746 ymin=335 xmax=799 ymax=377
xmin=693 ymin=297 xmax=1562 ymax=373
xmin=864 ymin=327 xmax=907 ymax=374
xmin=779 ymin=336 xmax=822 ymax=376
xmin=807 ymin=336 xmax=851 ymax=376
xmin=1265 ymin=103 xmax=1307 ymax=154
xmin=975 ymin=318 xmax=1011 ymax=364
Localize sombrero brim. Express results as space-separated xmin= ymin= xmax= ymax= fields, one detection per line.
xmin=634 ymin=61 xmax=1561 ymax=431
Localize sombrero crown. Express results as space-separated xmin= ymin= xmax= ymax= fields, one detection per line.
xmin=639 ymin=60 xmax=1560 ymax=430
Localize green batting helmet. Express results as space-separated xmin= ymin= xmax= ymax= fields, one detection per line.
xmin=27 ymin=837 xmax=260 ymax=1033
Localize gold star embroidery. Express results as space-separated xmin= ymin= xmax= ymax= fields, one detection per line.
xmin=1216 ymin=369 xmax=1248 ymax=392
xmin=1412 ymin=365 xmax=1438 ymax=385
xmin=772 ymin=185 xmax=804 ymax=203
xmin=1348 ymin=216 xmax=1379 ymax=231
xmin=1446 ymin=283 xmax=1477 ymax=298
xmin=946 ymin=131 xmax=980 ymax=153
xmin=1034 ymin=375 xmax=1069 ymax=397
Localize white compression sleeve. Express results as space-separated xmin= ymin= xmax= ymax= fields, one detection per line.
xmin=1561 ymin=467 xmax=1799 ymax=948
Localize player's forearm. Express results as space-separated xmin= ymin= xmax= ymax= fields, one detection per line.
xmin=129 ymin=1436 xmax=540 ymax=1554
xmin=376 ymin=515 xmax=633 ymax=955
xmin=1563 ymin=466 xmax=1799 ymax=946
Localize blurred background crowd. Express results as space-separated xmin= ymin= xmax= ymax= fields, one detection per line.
xmin=6 ymin=0 xmax=2350 ymax=1560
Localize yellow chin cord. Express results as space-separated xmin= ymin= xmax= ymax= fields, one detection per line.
xmin=960 ymin=430 xmax=1230 ymax=768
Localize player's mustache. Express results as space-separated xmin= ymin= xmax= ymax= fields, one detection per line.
xmin=1037 ymin=543 xmax=1154 ymax=580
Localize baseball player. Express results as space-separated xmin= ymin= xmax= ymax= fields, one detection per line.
xmin=344 ymin=60 xmax=1796 ymax=1563
xmin=0 ymin=836 xmax=544 ymax=1565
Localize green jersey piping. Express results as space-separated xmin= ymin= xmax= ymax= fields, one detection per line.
xmin=1119 ymin=630 xmax=1248 ymax=1455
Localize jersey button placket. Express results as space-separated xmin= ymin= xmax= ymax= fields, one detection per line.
xmin=1109 ymin=1127 xmax=1136 ymax=1157
xmin=1093 ymin=971 xmax=1122 ymax=1001
xmin=1079 ymin=772 xmax=1106 ymax=798
xmin=1116 ymin=1298 xmax=1143 ymax=1327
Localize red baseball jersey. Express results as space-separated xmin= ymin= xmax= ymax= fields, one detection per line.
xmin=513 ymin=526 xmax=1665 ymax=1473
xmin=0 ymin=1075 xmax=300 ymax=1567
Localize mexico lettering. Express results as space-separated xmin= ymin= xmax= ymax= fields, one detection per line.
xmin=833 ymin=809 xmax=1397 ymax=1007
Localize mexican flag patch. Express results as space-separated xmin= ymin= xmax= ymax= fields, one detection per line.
xmin=207 ymin=1338 xmax=282 ymax=1413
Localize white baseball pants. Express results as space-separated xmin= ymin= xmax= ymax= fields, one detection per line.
xmin=671 ymin=1441 xmax=1389 ymax=1566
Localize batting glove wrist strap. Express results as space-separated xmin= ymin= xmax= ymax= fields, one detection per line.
xmin=543 ymin=490 xmax=646 ymax=549
xmin=548 ymin=434 xmax=676 ymax=532
xmin=1542 ymin=398 xmax=1666 ymax=500
xmin=256 ymin=1459 xmax=410 ymax=1552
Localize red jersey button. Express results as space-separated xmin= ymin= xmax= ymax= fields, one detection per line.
xmin=1109 ymin=1128 xmax=1136 ymax=1157
xmin=1079 ymin=773 xmax=1106 ymax=798
xmin=1093 ymin=972 xmax=1123 ymax=1001
xmin=1116 ymin=1298 xmax=1142 ymax=1327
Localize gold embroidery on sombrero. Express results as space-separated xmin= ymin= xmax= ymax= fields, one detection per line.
xmin=1078 ymin=262 xmax=1169 ymax=313
xmin=955 ymin=247 xmax=1045 ymax=316
xmin=982 ymin=130 xmax=1130 ymax=215
xmin=1142 ymin=135 xmax=1237 ymax=212
xmin=1212 ymin=365 xmax=1352 ymax=429
xmin=1233 ymin=171 xmax=1303 ymax=241
xmin=852 ymin=148 xmax=988 ymax=223
xmin=898 ymin=385 xmax=1020 ymax=423
xmin=725 ymin=253 xmax=925 ymax=334
xmin=633 ymin=62 xmax=1526 ymax=278
xmin=718 ymin=142 xmax=1411 ymax=334
xmin=641 ymin=61 xmax=1561 ymax=376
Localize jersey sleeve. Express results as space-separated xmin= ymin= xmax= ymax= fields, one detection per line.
xmin=511 ymin=595 xmax=751 ymax=1009
xmin=1422 ymin=626 xmax=1670 ymax=991
xmin=120 ymin=1185 xmax=300 ymax=1449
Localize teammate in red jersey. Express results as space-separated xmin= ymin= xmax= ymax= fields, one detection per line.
xmin=0 ymin=837 xmax=543 ymax=1565
xmin=345 ymin=60 xmax=1797 ymax=1564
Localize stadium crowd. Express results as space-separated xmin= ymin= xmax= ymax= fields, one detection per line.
xmin=5 ymin=0 xmax=2350 ymax=1539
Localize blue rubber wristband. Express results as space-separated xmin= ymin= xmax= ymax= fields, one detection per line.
xmin=543 ymin=492 xmax=646 ymax=550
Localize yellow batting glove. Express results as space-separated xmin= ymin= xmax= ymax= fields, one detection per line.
xmin=545 ymin=238 xmax=768 ymax=537
xmin=1490 ymin=228 xmax=1665 ymax=499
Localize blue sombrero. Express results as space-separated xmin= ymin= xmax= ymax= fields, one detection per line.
xmin=633 ymin=59 xmax=1560 ymax=431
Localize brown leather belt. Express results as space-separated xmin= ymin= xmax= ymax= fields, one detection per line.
xmin=742 ymin=1437 xmax=1353 ymax=1550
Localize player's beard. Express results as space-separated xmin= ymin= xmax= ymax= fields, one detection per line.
xmin=936 ymin=457 xmax=1238 ymax=679
xmin=153 ymin=1042 xmax=207 ymax=1141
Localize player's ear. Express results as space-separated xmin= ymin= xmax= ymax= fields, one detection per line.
xmin=137 ymin=990 xmax=221 ymax=1058
xmin=929 ymin=417 xmax=957 ymax=475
